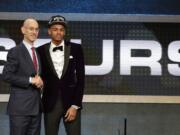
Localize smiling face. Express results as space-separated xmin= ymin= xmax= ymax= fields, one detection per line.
xmin=21 ymin=18 xmax=39 ymax=45
xmin=48 ymin=24 xmax=65 ymax=46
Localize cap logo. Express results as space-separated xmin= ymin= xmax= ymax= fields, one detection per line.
xmin=53 ymin=16 xmax=64 ymax=22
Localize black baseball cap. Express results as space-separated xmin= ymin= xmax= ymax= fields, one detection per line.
xmin=48 ymin=15 xmax=67 ymax=28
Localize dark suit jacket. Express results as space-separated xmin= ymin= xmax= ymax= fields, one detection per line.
xmin=37 ymin=41 xmax=85 ymax=112
xmin=3 ymin=43 xmax=42 ymax=115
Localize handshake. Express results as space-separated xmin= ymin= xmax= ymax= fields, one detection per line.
xmin=31 ymin=75 xmax=44 ymax=90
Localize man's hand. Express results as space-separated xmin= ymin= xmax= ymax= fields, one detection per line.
xmin=31 ymin=75 xmax=44 ymax=89
xmin=64 ymin=106 xmax=77 ymax=122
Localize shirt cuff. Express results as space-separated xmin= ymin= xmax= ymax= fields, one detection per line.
xmin=29 ymin=77 xmax=32 ymax=84
xmin=71 ymin=105 xmax=80 ymax=110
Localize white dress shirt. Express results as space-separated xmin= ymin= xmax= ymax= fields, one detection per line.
xmin=49 ymin=41 xmax=64 ymax=79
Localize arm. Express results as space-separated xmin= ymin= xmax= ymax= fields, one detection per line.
xmin=65 ymin=45 xmax=85 ymax=122
xmin=3 ymin=48 xmax=30 ymax=88
xmin=72 ymin=45 xmax=85 ymax=107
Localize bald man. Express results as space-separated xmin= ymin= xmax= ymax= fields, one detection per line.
xmin=3 ymin=18 xmax=43 ymax=135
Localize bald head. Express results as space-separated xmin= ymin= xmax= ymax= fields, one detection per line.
xmin=22 ymin=18 xmax=39 ymax=28
xmin=21 ymin=18 xmax=39 ymax=45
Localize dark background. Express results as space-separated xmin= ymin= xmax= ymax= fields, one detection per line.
xmin=0 ymin=20 xmax=180 ymax=95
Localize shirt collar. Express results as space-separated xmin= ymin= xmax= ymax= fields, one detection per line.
xmin=23 ymin=40 xmax=34 ymax=51
xmin=50 ymin=40 xmax=65 ymax=51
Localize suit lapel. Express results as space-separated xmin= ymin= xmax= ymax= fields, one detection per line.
xmin=45 ymin=43 xmax=59 ymax=77
xmin=61 ymin=41 xmax=71 ymax=79
xmin=20 ymin=43 xmax=36 ymax=74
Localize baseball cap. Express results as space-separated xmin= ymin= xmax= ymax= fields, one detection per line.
xmin=48 ymin=15 xmax=67 ymax=28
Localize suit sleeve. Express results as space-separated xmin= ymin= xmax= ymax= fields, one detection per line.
xmin=3 ymin=48 xmax=30 ymax=88
xmin=73 ymin=45 xmax=85 ymax=107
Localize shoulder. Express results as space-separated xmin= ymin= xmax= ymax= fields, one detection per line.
xmin=8 ymin=44 xmax=21 ymax=55
xmin=37 ymin=42 xmax=50 ymax=52
xmin=37 ymin=42 xmax=49 ymax=50
xmin=66 ymin=41 xmax=80 ymax=46
xmin=6 ymin=45 xmax=23 ymax=62
xmin=66 ymin=41 xmax=82 ymax=50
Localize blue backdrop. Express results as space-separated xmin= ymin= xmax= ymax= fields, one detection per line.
xmin=0 ymin=0 xmax=180 ymax=15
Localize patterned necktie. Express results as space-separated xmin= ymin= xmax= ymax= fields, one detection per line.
xmin=31 ymin=47 xmax=38 ymax=72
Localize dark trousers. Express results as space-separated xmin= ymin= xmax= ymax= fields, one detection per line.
xmin=44 ymin=99 xmax=81 ymax=135
xmin=9 ymin=114 xmax=41 ymax=135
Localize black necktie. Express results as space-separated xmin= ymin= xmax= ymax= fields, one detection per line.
xmin=53 ymin=46 xmax=63 ymax=52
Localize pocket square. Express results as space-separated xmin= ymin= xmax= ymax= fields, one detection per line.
xmin=69 ymin=55 xmax=73 ymax=59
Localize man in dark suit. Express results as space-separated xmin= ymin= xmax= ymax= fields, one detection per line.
xmin=37 ymin=15 xmax=85 ymax=135
xmin=3 ymin=18 xmax=43 ymax=135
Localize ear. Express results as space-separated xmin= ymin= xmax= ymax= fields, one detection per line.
xmin=48 ymin=28 xmax=51 ymax=35
xmin=21 ymin=26 xmax=25 ymax=34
